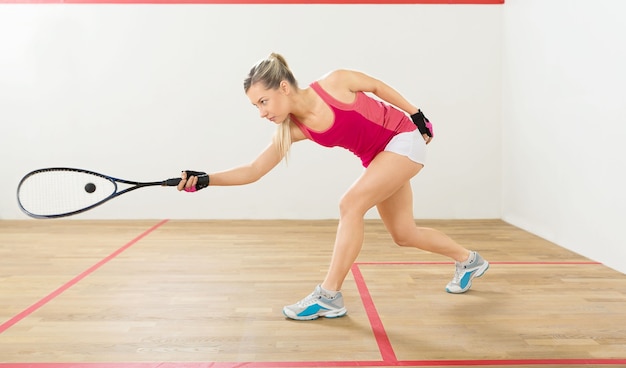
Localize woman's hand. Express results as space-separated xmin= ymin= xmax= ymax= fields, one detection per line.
xmin=177 ymin=170 xmax=209 ymax=192
xmin=410 ymin=110 xmax=434 ymax=145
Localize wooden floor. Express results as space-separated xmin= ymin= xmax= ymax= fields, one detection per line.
xmin=0 ymin=219 xmax=625 ymax=368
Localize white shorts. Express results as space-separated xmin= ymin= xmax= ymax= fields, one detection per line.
xmin=384 ymin=130 xmax=427 ymax=165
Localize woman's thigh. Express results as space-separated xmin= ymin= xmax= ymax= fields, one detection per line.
xmin=341 ymin=151 xmax=422 ymax=215
xmin=376 ymin=183 xmax=418 ymax=241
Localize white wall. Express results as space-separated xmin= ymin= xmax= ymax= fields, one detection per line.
xmin=4 ymin=1 xmax=622 ymax=275
xmin=502 ymin=0 xmax=626 ymax=273
xmin=0 ymin=4 xmax=502 ymax=220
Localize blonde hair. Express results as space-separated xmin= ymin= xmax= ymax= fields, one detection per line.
xmin=244 ymin=53 xmax=297 ymax=160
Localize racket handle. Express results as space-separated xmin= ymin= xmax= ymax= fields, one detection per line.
xmin=163 ymin=178 xmax=182 ymax=187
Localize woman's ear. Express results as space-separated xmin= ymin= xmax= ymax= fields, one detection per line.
xmin=280 ymin=80 xmax=290 ymax=95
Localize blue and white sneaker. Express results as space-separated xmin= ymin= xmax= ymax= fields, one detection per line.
xmin=283 ymin=285 xmax=347 ymax=320
xmin=446 ymin=251 xmax=489 ymax=294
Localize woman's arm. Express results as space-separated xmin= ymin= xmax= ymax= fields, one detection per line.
xmin=320 ymin=69 xmax=432 ymax=143
xmin=320 ymin=69 xmax=420 ymax=115
xmin=208 ymin=141 xmax=284 ymax=186
xmin=178 ymin=140 xmax=283 ymax=190
xmin=179 ymin=122 xmax=308 ymax=190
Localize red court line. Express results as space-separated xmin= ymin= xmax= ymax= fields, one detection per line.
xmin=2 ymin=252 xmax=623 ymax=367
xmin=0 ymin=219 xmax=169 ymax=335
xmin=2 ymin=358 xmax=626 ymax=367
xmin=0 ymin=0 xmax=504 ymax=4
xmin=356 ymin=261 xmax=602 ymax=265
xmin=351 ymin=263 xmax=397 ymax=363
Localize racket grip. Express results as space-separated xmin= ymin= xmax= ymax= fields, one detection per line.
xmin=163 ymin=178 xmax=182 ymax=187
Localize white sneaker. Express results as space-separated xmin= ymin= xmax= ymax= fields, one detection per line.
xmin=446 ymin=251 xmax=489 ymax=293
xmin=282 ymin=285 xmax=347 ymax=320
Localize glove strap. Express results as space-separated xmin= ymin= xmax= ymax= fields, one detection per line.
xmin=184 ymin=170 xmax=210 ymax=191
xmin=410 ymin=110 xmax=434 ymax=138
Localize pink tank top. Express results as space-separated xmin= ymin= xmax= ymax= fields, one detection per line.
xmin=292 ymin=82 xmax=416 ymax=167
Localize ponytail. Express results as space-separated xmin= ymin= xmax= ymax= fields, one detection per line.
xmin=273 ymin=119 xmax=292 ymax=162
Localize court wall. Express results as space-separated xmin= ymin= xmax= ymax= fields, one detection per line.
xmin=0 ymin=4 xmax=503 ymax=220
xmin=501 ymin=0 xmax=626 ymax=274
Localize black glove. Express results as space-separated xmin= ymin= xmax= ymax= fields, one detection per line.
xmin=184 ymin=170 xmax=210 ymax=191
xmin=410 ymin=110 xmax=434 ymax=138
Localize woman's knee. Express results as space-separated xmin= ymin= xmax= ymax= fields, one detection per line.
xmin=388 ymin=226 xmax=422 ymax=247
xmin=338 ymin=192 xmax=370 ymax=219
xmin=390 ymin=232 xmax=412 ymax=247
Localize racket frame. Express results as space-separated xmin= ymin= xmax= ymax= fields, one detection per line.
xmin=17 ymin=167 xmax=181 ymax=219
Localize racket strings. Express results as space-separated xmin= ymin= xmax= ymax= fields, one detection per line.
xmin=17 ymin=170 xmax=116 ymax=217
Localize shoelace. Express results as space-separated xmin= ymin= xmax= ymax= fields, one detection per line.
xmin=451 ymin=262 xmax=464 ymax=283
xmin=296 ymin=291 xmax=322 ymax=307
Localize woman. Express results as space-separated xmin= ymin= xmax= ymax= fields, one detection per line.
xmin=178 ymin=53 xmax=489 ymax=321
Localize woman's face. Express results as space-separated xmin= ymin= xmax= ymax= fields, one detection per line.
xmin=246 ymin=81 xmax=290 ymax=125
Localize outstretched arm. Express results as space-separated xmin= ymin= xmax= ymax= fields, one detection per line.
xmin=209 ymin=141 xmax=285 ymax=186
xmin=178 ymin=122 xmax=307 ymax=191
xmin=177 ymin=140 xmax=283 ymax=191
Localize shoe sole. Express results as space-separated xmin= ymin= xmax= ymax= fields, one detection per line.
xmin=446 ymin=261 xmax=490 ymax=294
xmin=283 ymin=307 xmax=348 ymax=321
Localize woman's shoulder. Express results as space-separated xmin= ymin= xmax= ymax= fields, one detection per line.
xmin=318 ymin=69 xmax=353 ymax=85
xmin=288 ymin=120 xmax=308 ymax=142
xmin=316 ymin=69 xmax=360 ymax=102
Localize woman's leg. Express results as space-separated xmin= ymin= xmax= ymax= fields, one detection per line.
xmin=375 ymin=182 xmax=470 ymax=262
xmin=321 ymin=152 xmax=423 ymax=292
xmin=282 ymin=151 xmax=488 ymax=320
xmin=376 ymin=182 xmax=489 ymax=293
xmin=283 ymin=152 xmax=422 ymax=320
